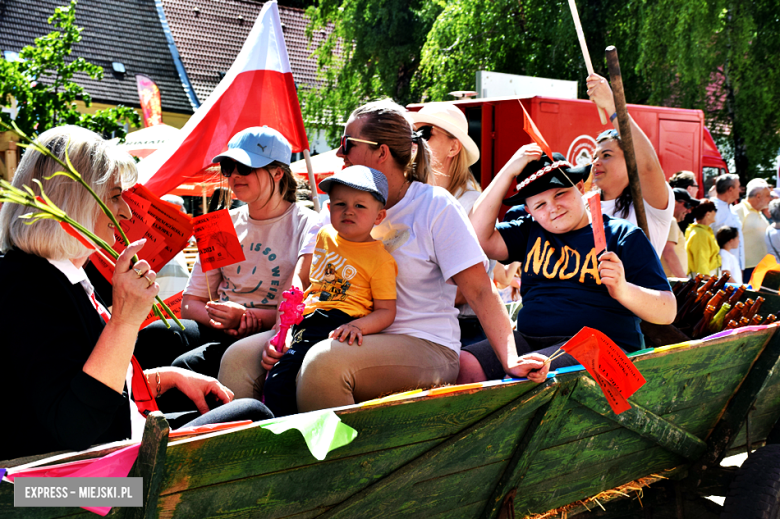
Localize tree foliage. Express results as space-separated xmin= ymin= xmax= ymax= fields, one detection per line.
xmin=0 ymin=0 xmax=140 ymax=140
xmin=302 ymin=0 xmax=442 ymax=142
xmin=305 ymin=0 xmax=780 ymax=179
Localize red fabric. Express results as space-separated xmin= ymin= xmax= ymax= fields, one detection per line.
xmin=143 ymin=69 xmax=307 ymax=197
xmin=191 ymin=209 xmax=246 ymax=272
xmin=520 ymin=101 xmax=555 ymax=160
xmin=586 ymin=191 xmax=606 ymax=254
xmin=561 ymin=327 xmax=646 ymax=414
xmin=130 ymin=355 xmax=159 ymax=417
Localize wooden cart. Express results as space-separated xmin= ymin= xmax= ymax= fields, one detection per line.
xmin=4 ymin=288 xmax=780 ymax=519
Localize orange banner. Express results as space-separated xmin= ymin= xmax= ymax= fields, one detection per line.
xmin=191 ymin=209 xmax=245 ymax=272
xmin=586 ymin=191 xmax=606 ymax=255
xmin=136 ymin=74 xmax=163 ymax=127
xmin=561 ymin=327 xmax=646 ymax=414
xmin=520 ymin=101 xmax=554 ymax=160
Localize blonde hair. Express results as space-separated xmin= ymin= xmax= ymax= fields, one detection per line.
xmin=439 ymin=128 xmax=480 ymax=199
xmin=0 ymin=125 xmax=138 ymax=260
xmin=349 ymin=99 xmax=432 ymax=184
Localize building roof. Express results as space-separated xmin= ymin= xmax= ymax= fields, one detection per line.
xmin=0 ymin=0 xmax=196 ymax=114
xmin=160 ymin=0 xmax=332 ymax=104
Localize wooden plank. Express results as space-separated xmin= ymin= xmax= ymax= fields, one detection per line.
xmin=686 ymin=326 xmax=780 ymax=490
xmin=156 ymin=440 xmax=439 ymax=519
xmin=572 ymin=376 xmax=707 ymax=460
xmin=119 ymin=412 xmax=169 ymax=519
xmin=317 ymin=382 xmax=558 ymax=519
xmin=159 ymin=381 xmax=538 ymax=494
xmin=513 ymin=445 xmax=683 ymax=515
xmin=482 ymin=380 xmax=576 ymax=518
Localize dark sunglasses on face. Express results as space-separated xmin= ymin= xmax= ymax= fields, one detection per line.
xmin=220 ymin=159 xmax=254 ymax=177
xmin=340 ymin=135 xmax=379 ymax=155
xmin=417 ymin=125 xmax=433 ymax=141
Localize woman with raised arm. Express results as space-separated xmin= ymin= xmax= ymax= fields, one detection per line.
xmin=587 ymin=74 xmax=674 ymax=257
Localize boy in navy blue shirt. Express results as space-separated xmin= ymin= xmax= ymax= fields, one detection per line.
xmin=460 ymin=144 xmax=675 ymax=382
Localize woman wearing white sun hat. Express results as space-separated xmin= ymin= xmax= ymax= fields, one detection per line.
xmin=410 ymin=102 xmax=495 ymax=347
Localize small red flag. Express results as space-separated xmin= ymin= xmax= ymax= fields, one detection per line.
xmin=561 ymin=327 xmax=646 ymax=414
xmin=191 ymin=209 xmax=245 ymax=272
xmin=586 ymin=191 xmax=606 ymax=255
xmin=140 ymin=291 xmax=184 ymax=329
xmin=90 ymin=184 xmax=194 ymax=283
xmin=519 ymin=101 xmax=555 ymax=161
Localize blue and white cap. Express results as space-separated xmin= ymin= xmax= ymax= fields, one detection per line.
xmin=319 ymin=165 xmax=389 ymax=206
xmin=212 ymin=126 xmax=292 ymax=168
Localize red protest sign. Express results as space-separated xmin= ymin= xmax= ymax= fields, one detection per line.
xmin=140 ymin=291 xmax=183 ymax=329
xmin=562 ymin=327 xmax=646 ymax=414
xmin=586 ymin=191 xmax=606 ymax=255
xmin=191 ymin=209 xmax=245 ymax=272
xmin=90 ymin=184 xmax=193 ymax=283
xmin=519 ymin=101 xmax=555 ymax=161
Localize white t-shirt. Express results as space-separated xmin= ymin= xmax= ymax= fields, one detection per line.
xmin=370 ymin=182 xmax=488 ymax=352
xmin=453 ymin=187 xmax=496 ymax=318
xmin=719 ymin=248 xmax=743 ymax=285
xmin=601 ymin=183 xmax=674 ymax=258
xmin=185 ymin=202 xmax=319 ymax=309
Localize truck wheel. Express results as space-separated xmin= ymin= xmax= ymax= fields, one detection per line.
xmin=722 ymin=445 xmax=780 ymax=519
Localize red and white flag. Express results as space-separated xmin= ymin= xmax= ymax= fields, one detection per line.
xmin=138 ymin=0 xmax=309 ymax=196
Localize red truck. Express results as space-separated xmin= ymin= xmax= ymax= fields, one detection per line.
xmin=408 ymin=96 xmax=728 ymax=200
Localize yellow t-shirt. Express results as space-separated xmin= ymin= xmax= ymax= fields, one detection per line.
xmin=685 ymin=223 xmax=721 ymax=277
xmin=305 ymin=225 xmax=397 ymax=318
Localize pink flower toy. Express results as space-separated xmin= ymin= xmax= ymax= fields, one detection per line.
xmin=269 ymin=287 xmax=305 ymax=352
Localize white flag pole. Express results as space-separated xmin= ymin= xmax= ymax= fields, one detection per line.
xmin=568 ymin=0 xmax=608 ymax=125
xmin=303 ymin=149 xmax=321 ymax=212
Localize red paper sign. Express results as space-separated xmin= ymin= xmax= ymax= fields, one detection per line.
xmin=91 ymin=184 xmax=193 ymax=283
xmin=519 ymin=100 xmax=555 ymax=161
xmin=140 ymin=291 xmax=183 ymax=329
xmin=586 ymin=191 xmax=607 ymax=255
xmin=191 ymin=209 xmax=245 ymax=272
xmin=562 ymin=327 xmax=646 ymax=414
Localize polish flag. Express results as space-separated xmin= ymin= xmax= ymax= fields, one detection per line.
xmin=138 ymin=0 xmax=309 ymax=196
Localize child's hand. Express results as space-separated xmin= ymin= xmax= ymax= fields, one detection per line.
xmin=206 ymin=301 xmax=245 ymax=330
xmin=330 ymin=323 xmax=364 ymax=345
xmin=500 ymin=144 xmax=544 ymax=178
xmin=598 ymin=251 xmax=628 ymax=300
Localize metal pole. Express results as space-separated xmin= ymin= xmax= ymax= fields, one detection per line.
xmin=303 ymin=149 xmax=321 ymax=212
xmin=605 ymin=45 xmax=649 ymax=236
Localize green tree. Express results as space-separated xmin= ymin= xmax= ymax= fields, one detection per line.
xmin=0 ymin=0 xmax=140 ymax=140
xmin=636 ymin=0 xmax=780 ymax=181
xmin=302 ymin=0 xmax=443 ymax=142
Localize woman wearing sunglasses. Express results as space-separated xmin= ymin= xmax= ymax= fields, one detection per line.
xmin=257 ymin=99 xmax=548 ymax=413
xmin=408 ymin=102 xmax=495 ymax=347
xmin=587 ymin=73 xmax=674 ymax=257
xmin=172 ymin=126 xmax=319 ymax=387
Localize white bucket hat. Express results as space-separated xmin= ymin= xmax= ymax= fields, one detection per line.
xmin=409 ymin=102 xmax=480 ymax=166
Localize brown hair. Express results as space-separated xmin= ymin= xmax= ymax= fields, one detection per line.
xmin=349 ymin=99 xmax=431 ymax=184
xmin=259 ymin=160 xmax=297 ymax=208
xmin=596 ymin=129 xmax=632 ymax=219
xmin=691 ymin=199 xmax=716 ymax=221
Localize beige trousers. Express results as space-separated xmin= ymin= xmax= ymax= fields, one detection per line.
xmin=296 ymin=334 xmax=459 ymax=412
xmin=218 ymin=329 xmax=275 ymax=400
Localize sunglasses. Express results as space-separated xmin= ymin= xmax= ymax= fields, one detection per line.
xmin=220 ymin=159 xmax=255 ymax=178
xmin=417 ymin=125 xmax=433 ymax=141
xmin=340 ymin=135 xmax=379 ymax=155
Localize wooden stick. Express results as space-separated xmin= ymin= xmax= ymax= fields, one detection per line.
xmin=303 ymin=149 xmax=321 ymax=212
xmin=567 ymin=0 xmax=608 ymax=125
xmin=205 ymin=270 xmax=214 ymax=302
xmin=605 ymin=46 xmax=649 ymax=236
xmin=543 ymin=347 xmax=565 ymax=365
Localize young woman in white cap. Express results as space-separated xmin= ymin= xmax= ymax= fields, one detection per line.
xmin=409 ymin=102 xmax=494 ymax=347
xmin=169 ymin=126 xmax=319 ymax=384
xmin=258 ymin=99 xmax=551 ymax=413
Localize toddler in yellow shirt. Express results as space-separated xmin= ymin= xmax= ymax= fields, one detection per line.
xmin=264 ymin=166 xmax=397 ymax=416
